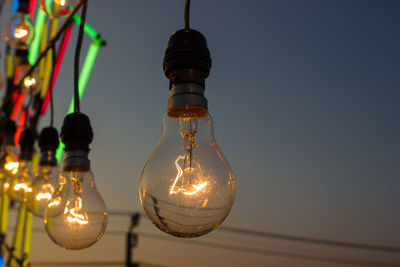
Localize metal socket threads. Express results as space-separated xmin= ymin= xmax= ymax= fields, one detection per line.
xmin=163 ymin=29 xmax=212 ymax=118
xmin=60 ymin=113 xmax=93 ymax=171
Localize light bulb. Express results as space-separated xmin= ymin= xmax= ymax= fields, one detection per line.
xmin=26 ymin=127 xmax=60 ymax=217
xmin=40 ymin=0 xmax=78 ymax=19
xmin=44 ymin=114 xmax=107 ymax=250
xmin=140 ymin=29 xmax=236 ymax=238
xmin=0 ymin=120 xmax=19 ymax=193
xmin=6 ymin=128 xmax=35 ymax=203
xmin=15 ymin=62 xmax=41 ymax=95
xmin=4 ymin=12 xmax=34 ymax=49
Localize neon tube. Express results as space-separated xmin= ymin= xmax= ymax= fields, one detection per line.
xmin=10 ymin=94 xmax=25 ymax=122
xmin=40 ymin=19 xmax=59 ymax=98
xmin=29 ymin=0 xmax=36 ymax=17
xmin=72 ymin=14 xmax=105 ymax=44
xmin=28 ymin=9 xmax=46 ymax=65
xmin=22 ymin=211 xmax=33 ymax=267
xmin=40 ymin=25 xmax=73 ymax=114
xmin=8 ymin=203 xmax=26 ymax=267
xmin=11 ymin=0 xmax=18 ymax=14
xmin=55 ymin=41 xmax=101 ymax=162
xmin=0 ymin=193 xmax=9 ymax=235
xmin=14 ymin=110 xmax=26 ymax=146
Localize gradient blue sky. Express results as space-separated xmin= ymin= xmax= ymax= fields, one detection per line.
xmin=1 ymin=0 xmax=400 ymax=266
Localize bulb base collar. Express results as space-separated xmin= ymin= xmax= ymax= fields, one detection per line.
xmin=17 ymin=0 xmax=30 ymax=13
xmin=19 ymin=128 xmax=35 ymax=161
xmin=63 ymin=150 xmax=90 ymax=171
xmin=167 ymin=83 xmax=208 ymax=118
xmin=40 ymin=150 xmax=57 ymax=167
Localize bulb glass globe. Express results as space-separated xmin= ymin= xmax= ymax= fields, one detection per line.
xmin=6 ymin=160 xmax=32 ymax=203
xmin=40 ymin=0 xmax=78 ymax=19
xmin=4 ymin=13 xmax=34 ymax=49
xmin=0 ymin=145 xmax=19 ymax=193
xmin=15 ymin=63 xmax=41 ymax=95
xmin=26 ymin=164 xmax=59 ymax=217
xmin=44 ymin=169 xmax=107 ymax=249
xmin=140 ymin=112 xmax=236 ymax=238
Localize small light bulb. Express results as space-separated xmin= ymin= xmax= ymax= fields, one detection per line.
xmin=27 ymin=127 xmax=60 ymax=217
xmin=44 ymin=114 xmax=107 ymax=250
xmin=40 ymin=0 xmax=79 ymax=19
xmin=4 ymin=12 xmax=34 ymax=49
xmin=15 ymin=62 xmax=41 ymax=95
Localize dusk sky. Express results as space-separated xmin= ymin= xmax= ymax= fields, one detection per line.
xmin=1 ymin=0 xmax=400 ymax=266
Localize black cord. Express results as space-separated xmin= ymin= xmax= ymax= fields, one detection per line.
xmin=73 ymin=0 xmax=88 ymax=114
xmin=184 ymin=0 xmax=191 ymax=30
xmin=49 ymin=44 xmax=57 ymax=127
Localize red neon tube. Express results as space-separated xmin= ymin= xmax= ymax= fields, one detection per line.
xmin=29 ymin=0 xmax=37 ymax=17
xmin=41 ymin=26 xmax=73 ymax=114
xmin=14 ymin=110 xmax=26 ymax=146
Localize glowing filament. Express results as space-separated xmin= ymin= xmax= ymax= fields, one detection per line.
xmin=14 ymin=26 xmax=28 ymax=39
xmin=55 ymin=0 xmax=66 ymax=6
xmin=64 ymin=197 xmax=89 ymax=225
xmin=24 ymin=77 xmax=36 ymax=87
xmin=5 ymin=162 xmax=19 ymax=174
xmin=14 ymin=183 xmax=32 ymax=192
xmin=169 ymin=156 xmax=208 ymax=196
xmin=36 ymin=192 xmax=52 ymax=201
xmin=48 ymin=200 xmax=60 ymax=207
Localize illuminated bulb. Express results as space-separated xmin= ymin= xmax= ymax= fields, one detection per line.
xmin=40 ymin=0 xmax=78 ymax=19
xmin=26 ymin=127 xmax=60 ymax=217
xmin=0 ymin=120 xmax=19 ymax=193
xmin=15 ymin=60 xmax=41 ymax=95
xmin=44 ymin=113 xmax=107 ymax=250
xmin=140 ymin=29 xmax=236 ymax=238
xmin=6 ymin=128 xmax=35 ymax=203
xmin=4 ymin=12 xmax=34 ymax=49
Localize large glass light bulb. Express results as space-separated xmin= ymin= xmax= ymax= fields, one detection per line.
xmin=4 ymin=12 xmax=34 ymax=49
xmin=44 ymin=152 xmax=107 ymax=250
xmin=40 ymin=0 xmax=78 ymax=19
xmin=26 ymin=164 xmax=58 ymax=217
xmin=140 ymin=112 xmax=236 ymax=238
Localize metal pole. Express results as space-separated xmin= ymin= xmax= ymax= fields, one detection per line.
xmin=126 ymin=214 xmax=140 ymax=267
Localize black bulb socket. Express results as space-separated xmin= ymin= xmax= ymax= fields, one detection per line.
xmin=163 ymin=29 xmax=212 ymax=118
xmin=4 ymin=119 xmax=17 ymax=145
xmin=60 ymin=113 xmax=93 ymax=153
xmin=19 ymin=128 xmax=36 ymax=161
xmin=39 ymin=127 xmax=59 ymax=166
xmin=17 ymin=0 xmax=30 ymax=13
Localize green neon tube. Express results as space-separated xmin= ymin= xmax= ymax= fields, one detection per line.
xmin=8 ymin=203 xmax=26 ymax=267
xmin=28 ymin=9 xmax=47 ymax=65
xmin=72 ymin=14 xmax=105 ymax=43
xmin=55 ymin=42 xmax=101 ymax=162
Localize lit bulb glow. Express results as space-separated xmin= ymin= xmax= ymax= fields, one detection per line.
xmin=44 ymin=170 xmax=107 ymax=249
xmin=64 ymin=198 xmax=89 ymax=225
xmin=140 ymin=114 xmax=236 ymax=238
xmin=14 ymin=26 xmax=29 ymax=39
xmin=170 ymin=155 xmax=208 ymax=196
xmin=24 ymin=77 xmax=37 ymax=87
xmin=5 ymin=162 xmax=19 ymax=174
xmin=36 ymin=192 xmax=52 ymax=201
xmin=14 ymin=183 xmax=32 ymax=193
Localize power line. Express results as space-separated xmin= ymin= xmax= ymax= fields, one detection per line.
xmin=12 ymin=227 xmax=400 ymax=267
xmin=107 ymin=210 xmax=400 ymax=253
xmin=31 ymin=261 xmax=168 ymax=267
xmin=137 ymin=231 xmax=400 ymax=267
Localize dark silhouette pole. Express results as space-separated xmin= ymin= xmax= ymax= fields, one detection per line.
xmin=126 ymin=213 xmax=140 ymax=267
